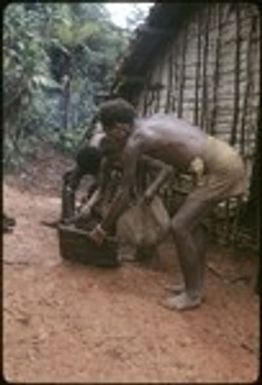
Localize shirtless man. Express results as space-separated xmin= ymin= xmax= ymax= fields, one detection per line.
xmin=41 ymin=119 xmax=119 ymax=227
xmin=90 ymin=98 xmax=246 ymax=311
xmin=63 ymin=139 xmax=122 ymax=228
xmin=61 ymin=141 xmax=102 ymax=223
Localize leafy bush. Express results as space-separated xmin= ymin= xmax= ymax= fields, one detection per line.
xmin=3 ymin=3 xmax=130 ymax=168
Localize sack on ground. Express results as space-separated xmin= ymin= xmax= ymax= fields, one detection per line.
xmin=116 ymin=196 xmax=170 ymax=249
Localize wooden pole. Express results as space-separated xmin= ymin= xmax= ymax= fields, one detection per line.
xmin=200 ymin=6 xmax=210 ymax=131
xmin=165 ymin=50 xmax=174 ymax=113
xmin=172 ymin=42 xmax=179 ymax=113
xmin=230 ymin=4 xmax=241 ymax=145
xmin=210 ymin=3 xmax=222 ymax=135
xmin=194 ymin=12 xmax=201 ymax=125
xmin=240 ymin=16 xmax=256 ymax=155
xmin=178 ymin=24 xmax=187 ymax=118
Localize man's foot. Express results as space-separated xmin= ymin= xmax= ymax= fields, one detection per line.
xmin=161 ymin=292 xmax=202 ymax=311
xmin=3 ymin=225 xmax=13 ymax=233
xmin=41 ymin=220 xmax=60 ymax=228
xmin=118 ymin=245 xmax=138 ymax=262
xmin=3 ymin=214 xmax=16 ymax=233
xmin=4 ymin=216 xmax=16 ymax=227
xmin=164 ymin=283 xmax=185 ymax=294
xmin=118 ymin=253 xmax=137 ymax=262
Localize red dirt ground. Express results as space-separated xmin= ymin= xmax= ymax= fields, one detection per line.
xmin=3 ymin=146 xmax=260 ymax=383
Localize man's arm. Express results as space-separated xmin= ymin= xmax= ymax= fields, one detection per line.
xmin=141 ymin=157 xmax=173 ymax=202
xmin=65 ymin=155 xmax=114 ymax=225
xmin=64 ymin=188 xmax=101 ymax=224
xmin=90 ymin=139 xmax=140 ymax=243
xmin=101 ymin=141 xmax=140 ymax=231
xmin=61 ymin=166 xmax=83 ymax=222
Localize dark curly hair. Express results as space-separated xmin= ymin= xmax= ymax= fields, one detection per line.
xmin=98 ymin=98 xmax=136 ymax=128
xmin=75 ymin=142 xmax=102 ymax=176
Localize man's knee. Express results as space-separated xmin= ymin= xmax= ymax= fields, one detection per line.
xmin=63 ymin=169 xmax=73 ymax=184
xmin=63 ymin=168 xmax=82 ymax=190
xmin=171 ymin=219 xmax=187 ymax=241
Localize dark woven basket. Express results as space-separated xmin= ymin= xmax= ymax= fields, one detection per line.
xmin=58 ymin=225 xmax=119 ymax=268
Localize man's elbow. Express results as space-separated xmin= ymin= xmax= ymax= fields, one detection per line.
xmin=164 ymin=165 xmax=173 ymax=176
xmin=118 ymin=187 xmax=130 ymax=205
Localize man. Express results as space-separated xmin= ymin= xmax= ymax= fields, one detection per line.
xmin=63 ymin=126 xmax=126 ymax=227
xmin=61 ymin=140 xmax=103 ymax=223
xmin=90 ymin=98 xmax=246 ymax=311
xmin=41 ymin=121 xmax=119 ymax=228
xmin=62 ymin=126 xmax=172 ymax=231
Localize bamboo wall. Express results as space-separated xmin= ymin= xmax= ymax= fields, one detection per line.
xmin=136 ymin=3 xmax=260 ymax=248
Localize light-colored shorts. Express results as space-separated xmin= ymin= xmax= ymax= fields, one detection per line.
xmin=190 ymin=135 xmax=247 ymax=202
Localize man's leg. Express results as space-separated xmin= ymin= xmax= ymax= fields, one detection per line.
xmin=165 ymin=223 xmax=208 ymax=295
xmin=194 ymin=223 xmax=208 ymax=291
xmin=163 ymin=197 xmax=214 ymax=310
xmin=61 ymin=167 xmax=83 ymax=222
xmin=117 ymin=243 xmax=137 ymax=262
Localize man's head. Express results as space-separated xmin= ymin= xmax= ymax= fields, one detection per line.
xmin=98 ymin=98 xmax=136 ymax=144
xmin=76 ymin=143 xmax=102 ymax=176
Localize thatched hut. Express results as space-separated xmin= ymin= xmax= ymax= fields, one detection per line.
xmin=111 ymin=2 xmax=260 ymax=249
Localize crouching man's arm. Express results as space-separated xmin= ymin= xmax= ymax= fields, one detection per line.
xmin=89 ymin=140 xmax=139 ymax=245
xmin=65 ymin=188 xmax=102 ymax=225
xmin=61 ymin=166 xmax=83 ymax=222
xmin=64 ymin=156 xmax=110 ymax=225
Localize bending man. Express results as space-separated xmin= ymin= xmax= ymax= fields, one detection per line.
xmin=90 ymin=98 xmax=246 ymax=311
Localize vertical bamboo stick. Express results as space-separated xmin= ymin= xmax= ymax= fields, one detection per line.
xmin=145 ymin=88 xmax=153 ymax=116
xmin=200 ymin=6 xmax=210 ymax=131
xmin=194 ymin=12 xmax=201 ymax=125
xmin=165 ymin=49 xmax=173 ymax=113
xmin=210 ymin=3 xmax=222 ymax=135
xmin=155 ymin=88 xmax=160 ymax=112
xmin=172 ymin=41 xmax=178 ymax=113
xmin=240 ymin=16 xmax=256 ymax=155
xmin=143 ymin=83 xmax=149 ymax=115
xmin=156 ymin=58 xmax=164 ymax=112
xmin=150 ymin=89 xmax=155 ymax=115
xmin=230 ymin=4 xmax=241 ymax=145
xmin=178 ymin=24 xmax=187 ymax=118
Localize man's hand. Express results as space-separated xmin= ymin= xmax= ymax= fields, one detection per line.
xmin=89 ymin=224 xmax=107 ymax=245
xmin=142 ymin=188 xmax=154 ymax=205
xmin=140 ymin=161 xmax=173 ymax=206
xmin=64 ymin=207 xmax=92 ymax=226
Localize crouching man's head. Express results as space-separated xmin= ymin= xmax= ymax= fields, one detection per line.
xmin=98 ymin=98 xmax=137 ymax=147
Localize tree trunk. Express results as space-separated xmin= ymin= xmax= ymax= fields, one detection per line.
xmin=62 ymin=74 xmax=70 ymax=131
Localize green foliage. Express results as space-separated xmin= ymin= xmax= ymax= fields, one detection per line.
xmin=3 ymin=3 xmax=131 ymax=168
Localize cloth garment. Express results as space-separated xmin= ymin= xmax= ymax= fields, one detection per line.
xmin=189 ymin=135 xmax=247 ymax=202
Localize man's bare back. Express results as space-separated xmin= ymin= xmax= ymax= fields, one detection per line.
xmin=125 ymin=114 xmax=207 ymax=172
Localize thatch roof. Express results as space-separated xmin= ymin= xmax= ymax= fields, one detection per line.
xmin=111 ymin=3 xmax=204 ymax=99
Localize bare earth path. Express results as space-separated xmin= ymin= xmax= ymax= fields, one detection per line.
xmin=3 ymin=147 xmax=260 ymax=383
